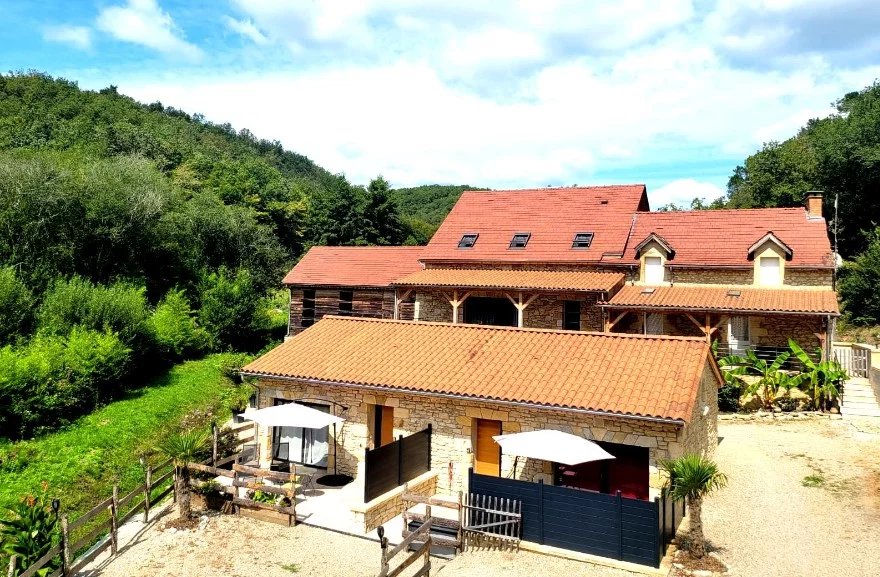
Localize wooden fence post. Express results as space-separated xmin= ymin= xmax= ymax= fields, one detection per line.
xmin=288 ymin=462 xmax=296 ymax=526
xmin=377 ymin=525 xmax=389 ymax=575
xmin=61 ymin=514 xmax=71 ymax=577
xmin=110 ymin=484 xmax=119 ymax=556
xmin=172 ymin=467 xmax=177 ymax=504
xmin=212 ymin=422 xmax=219 ymax=467
xmin=143 ymin=463 xmax=152 ymax=523
xmin=7 ymin=555 xmax=16 ymax=577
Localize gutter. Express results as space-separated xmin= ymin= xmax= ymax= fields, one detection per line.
xmin=238 ymin=371 xmax=686 ymax=427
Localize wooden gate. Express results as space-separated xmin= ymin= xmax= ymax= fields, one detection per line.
xmin=462 ymin=493 xmax=521 ymax=550
xmin=376 ymin=516 xmax=433 ymax=577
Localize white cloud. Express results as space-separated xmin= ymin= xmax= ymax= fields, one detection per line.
xmin=650 ymin=179 xmax=726 ymax=208
xmin=96 ymin=0 xmax=202 ymax=61
xmin=43 ymin=25 xmax=92 ymax=50
xmin=224 ymin=16 xmax=269 ymax=45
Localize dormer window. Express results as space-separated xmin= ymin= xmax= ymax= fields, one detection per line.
xmin=572 ymin=232 xmax=594 ymax=249
xmin=644 ymin=256 xmax=664 ymax=284
xmin=759 ymin=256 xmax=782 ymax=286
xmin=458 ymin=233 xmax=478 ymax=249
xmin=509 ymin=232 xmax=530 ymax=249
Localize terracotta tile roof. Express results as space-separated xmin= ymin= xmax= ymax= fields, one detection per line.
xmin=627 ymin=208 xmax=833 ymax=268
xmin=420 ymin=185 xmax=650 ymax=264
xmin=242 ymin=316 xmax=719 ymax=423
xmin=603 ymin=284 xmax=840 ymax=315
xmin=392 ymin=268 xmax=625 ymax=293
xmin=283 ymin=246 xmax=425 ymax=287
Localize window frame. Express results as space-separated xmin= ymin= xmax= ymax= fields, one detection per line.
xmin=758 ymin=256 xmax=782 ymax=286
xmin=643 ymin=255 xmax=664 ymax=284
xmin=458 ymin=233 xmax=479 ymax=249
xmin=338 ymin=289 xmax=354 ymax=316
xmin=301 ymin=289 xmax=316 ymax=328
xmin=571 ymin=232 xmax=594 ymax=249
xmin=508 ymin=232 xmax=531 ymax=249
xmin=563 ymin=300 xmax=581 ymax=330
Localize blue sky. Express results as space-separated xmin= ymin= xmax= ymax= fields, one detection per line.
xmin=3 ymin=0 xmax=880 ymax=207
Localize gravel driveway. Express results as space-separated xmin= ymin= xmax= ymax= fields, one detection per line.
xmin=704 ymin=417 xmax=880 ymax=577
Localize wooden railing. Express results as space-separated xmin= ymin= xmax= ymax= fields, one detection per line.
xmin=376 ymin=514 xmax=433 ymax=577
xmin=7 ymin=458 xmax=174 ymax=577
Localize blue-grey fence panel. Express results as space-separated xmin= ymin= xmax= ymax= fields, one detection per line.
xmin=469 ymin=469 xmax=662 ymax=568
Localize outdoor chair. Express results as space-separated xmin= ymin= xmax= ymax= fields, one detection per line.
xmin=238 ymin=442 xmax=259 ymax=467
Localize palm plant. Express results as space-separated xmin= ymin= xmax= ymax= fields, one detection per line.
xmin=661 ymin=455 xmax=728 ymax=559
xmin=788 ymin=339 xmax=848 ymax=411
xmin=156 ymin=429 xmax=209 ymax=520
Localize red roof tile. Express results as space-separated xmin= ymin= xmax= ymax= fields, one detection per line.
xmin=242 ymin=316 xmax=719 ymax=423
xmin=603 ymin=284 xmax=839 ymax=315
xmin=283 ymin=246 xmax=424 ymax=287
xmin=420 ymin=185 xmax=649 ymax=264
xmin=392 ymin=268 xmax=625 ymax=293
xmin=627 ymin=208 xmax=833 ymax=268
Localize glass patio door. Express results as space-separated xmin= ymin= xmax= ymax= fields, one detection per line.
xmin=273 ymin=400 xmax=330 ymax=468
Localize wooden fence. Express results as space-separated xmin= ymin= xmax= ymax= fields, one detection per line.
xmin=364 ymin=425 xmax=432 ymax=502
xmin=462 ymin=493 xmax=521 ymax=550
xmin=469 ymin=468 xmax=683 ymax=568
xmin=376 ymin=512 xmax=433 ymax=577
xmin=7 ymin=458 xmax=175 ymax=577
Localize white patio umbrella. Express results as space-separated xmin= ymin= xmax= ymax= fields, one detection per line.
xmin=493 ymin=429 xmax=615 ymax=466
xmin=241 ymin=403 xmax=345 ymax=429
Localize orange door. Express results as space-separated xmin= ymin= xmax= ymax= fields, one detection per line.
xmin=379 ymin=406 xmax=394 ymax=446
xmin=474 ymin=419 xmax=502 ymax=476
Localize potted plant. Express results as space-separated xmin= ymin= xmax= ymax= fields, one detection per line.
xmin=192 ymin=480 xmax=226 ymax=511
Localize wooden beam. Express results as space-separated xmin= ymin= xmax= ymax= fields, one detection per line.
xmin=393 ymin=289 xmax=412 ymax=320
xmin=683 ymin=312 xmax=704 ymax=331
xmin=605 ymin=311 xmax=627 ymax=332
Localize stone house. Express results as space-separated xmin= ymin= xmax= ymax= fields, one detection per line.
xmin=285 ymin=186 xmax=838 ymax=357
xmin=242 ymin=316 xmax=721 ymax=502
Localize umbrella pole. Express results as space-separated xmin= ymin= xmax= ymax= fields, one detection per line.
xmin=333 ymin=422 xmax=338 ymax=475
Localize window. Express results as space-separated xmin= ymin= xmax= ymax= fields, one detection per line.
xmin=759 ymin=256 xmax=781 ymax=286
xmin=508 ymin=232 xmax=531 ymax=249
xmin=563 ymin=301 xmax=581 ymax=330
xmin=339 ymin=290 xmax=353 ymax=316
xmin=572 ymin=232 xmax=594 ymax=248
xmin=458 ymin=233 xmax=478 ymax=248
xmin=728 ymin=316 xmax=751 ymax=355
xmin=301 ymin=289 xmax=315 ymax=328
xmin=644 ymin=256 xmax=664 ymax=284
xmin=272 ymin=399 xmax=331 ymax=468
xmin=645 ymin=313 xmax=663 ymax=335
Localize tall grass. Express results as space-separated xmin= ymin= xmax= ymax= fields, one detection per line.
xmin=0 ymin=354 xmax=234 ymax=516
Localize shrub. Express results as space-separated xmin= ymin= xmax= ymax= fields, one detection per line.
xmin=0 ymin=267 xmax=33 ymax=345
xmin=38 ymin=277 xmax=149 ymax=345
xmin=717 ymin=382 xmax=742 ymax=412
xmin=198 ymin=268 xmax=261 ymax=351
xmin=146 ymin=289 xmax=209 ymax=362
xmin=0 ymin=329 xmax=130 ymax=438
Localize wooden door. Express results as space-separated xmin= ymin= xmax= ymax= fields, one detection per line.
xmin=373 ymin=405 xmax=395 ymax=448
xmin=474 ymin=419 xmax=502 ymax=476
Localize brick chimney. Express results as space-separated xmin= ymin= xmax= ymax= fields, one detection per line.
xmin=805 ymin=191 xmax=823 ymax=218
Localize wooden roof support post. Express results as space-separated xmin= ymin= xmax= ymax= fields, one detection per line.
xmin=705 ymin=313 xmax=712 ymax=343
xmin=393 ymin=289 xmax=412 ymax=321
xmin=449 ymin=290 xmax=471 ymax=324
xmin=505 ymin=292 xmax=540 ymax=328
xmin=605 ymin=310 xmax=627 ymax=332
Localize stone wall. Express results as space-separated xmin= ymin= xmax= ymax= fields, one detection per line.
xmin=682 ymin=363 xmax=719 ymax=458
xmin=415 ymin=289 xmax=602 ymax=331
xmin=354 ymin=471 xmax=438 ymax=532
xmin=255 ymin=378 xmax=716 ymax=497
xmin=748 ymin=314 xmax=824 ymax=348
xmin=667 ymin=267 xmax=832 ymax=288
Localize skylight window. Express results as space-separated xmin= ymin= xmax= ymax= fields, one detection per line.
xmin=572 ymin=232 xmax=594 ymax=249
xmin=508 ymin=233 xmax=531 ymax=249
xmin=458 ymin=233 xmax=478 ymax=249
xmin=727 ymin=289 xmax=742 ymax=297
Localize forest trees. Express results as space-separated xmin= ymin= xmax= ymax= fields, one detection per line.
xmin=727 ymin=81 xmax=880 ymax=324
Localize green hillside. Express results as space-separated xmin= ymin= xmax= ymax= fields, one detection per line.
xmin=391 ymin=184 xmax=488 ymax=241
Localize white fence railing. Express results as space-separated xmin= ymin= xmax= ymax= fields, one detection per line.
xmin=833 ymin=343 xmax=873 ymax=379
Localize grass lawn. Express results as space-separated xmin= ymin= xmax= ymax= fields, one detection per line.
xmin=0 ymin=353 xmax=236 ymax=516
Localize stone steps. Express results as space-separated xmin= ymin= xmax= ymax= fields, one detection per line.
xmin=841 ymin=378 xmax=880 ymax=418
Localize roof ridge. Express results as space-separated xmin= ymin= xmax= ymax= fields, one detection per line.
xmin=321 ymin=315 xmax=708 ymax=343
xmin=643 ymin=207 xmax=808 ymax=215
xmin=467 ymin=184 xmax=646 ymax=194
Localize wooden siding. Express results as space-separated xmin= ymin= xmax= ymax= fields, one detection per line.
xmin=288 ymin=288 xmax=414 ymax=336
